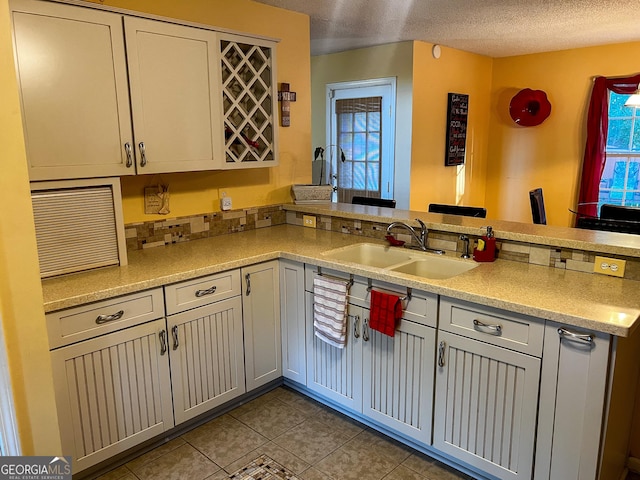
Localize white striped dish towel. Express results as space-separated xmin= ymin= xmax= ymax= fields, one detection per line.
xmin=313 ymin=275 xmax=349 ymax=348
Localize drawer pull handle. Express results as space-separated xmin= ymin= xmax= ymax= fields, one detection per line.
xmin=352 ymin=315 xmax=360 ymax=338
xmin=438 ymin=341 xmax=446 ymax=367
xmin=171 ymin=325 xmax=179 ymax=350
xmin=558 ymin=327 xmax=594 ymax=345
xmin=159 ymin=330 xmax=167 ymax=356
xmin=363 ymin=318 xmax=370 ymax=342
xmin=473 ymin=319 xmax=502 ymax=335
xmin=195 ymin=286 xmax=217 ymax=297
xmin=95 ymin=310 xmax=124 ymax=324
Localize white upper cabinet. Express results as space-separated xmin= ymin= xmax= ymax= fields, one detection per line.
xmin=124 ymin=18 xmax=224 ymax=174
xmin=11 ymin=1 xmax=278 ymax=180
xmin=11 ymin=0 xmax=135 ymax=180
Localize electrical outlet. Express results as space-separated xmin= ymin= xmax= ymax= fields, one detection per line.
xmin=593 ymin=256 xmax=626 ymax=278
xmin=220 ymin=196 xmax=232 ymax=211
xmin=303 ymin=215 xmax=317 ymax=228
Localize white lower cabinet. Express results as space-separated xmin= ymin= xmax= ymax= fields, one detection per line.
xmin=167 ymin=297 xmax=245 ymax=425
xmin=534 ymin=322 xmax=611 ymax=480
xmin=306 ymin=298 xmax=364 ymax=411
xmin=241 ymin=261 xmax=282 ymax=390
xmin=280 ymin=260 xmax=307 ymax=385
xmin=304 ymin=266 xmax=437 ymax=446
xmin=435 ymin=298 xmax=544 ymax=480
xmin=49 ymin=258 xmax=634 ymax=480
xmin=433 ymin=331 xmax=540 ymax=480
xmin=51 ymin=318 xmax=174 ymax=473
xmin=363 ymin=315 xmax=435 ymax=445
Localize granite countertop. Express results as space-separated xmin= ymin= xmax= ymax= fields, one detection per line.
xmin=41 ymin=224 xmax=640 ymax=337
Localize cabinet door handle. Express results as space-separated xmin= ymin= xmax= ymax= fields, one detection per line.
xmin=438 ymin=341 xmax=446 ymax=367
xmin=195 ymin=286 xmax=217 ymax=297
xmin=95 ymin=310 xmax=124 ymax=325
xmin=124 ymin=142 xmax=133 ymax=168
xmin=159 ymin=330 xmax=167 ymax=355
xmin=363 ymin=317 xmax=370 ymax=342
xmin=171 ymin=325 xmax=179 ymax=350
xmin=473 ymin=319 xmax=502 ymax=336
xmin=558 ymin=327 xmax=594 ymax=345
xmin=138 ymin=141 xmax=147 ymax=167
xmin=245 ymin=273 xmax=251 ymax=296
xmin=352 ymin=315 xmax=360 ymax=338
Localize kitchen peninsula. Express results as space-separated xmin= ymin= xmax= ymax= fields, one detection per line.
xmin=41 ymin=202 xmax=640 ymax=480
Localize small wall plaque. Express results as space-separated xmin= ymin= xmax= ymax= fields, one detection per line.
xmin=444 ymin=93 xmax=469 ymax=166
xmin=144 ymin=185 xmax=170 ymax=215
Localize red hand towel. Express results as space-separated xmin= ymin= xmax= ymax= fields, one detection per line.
xmin=369 ymin=290 xmax=403 ymax=337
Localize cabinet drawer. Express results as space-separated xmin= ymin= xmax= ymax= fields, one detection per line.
xmin=439 ymin=297 xmax=544 ymax=357
xmin=366 ymin=278 xmax=437 ymax=328
xmin=47 ymin=288 xmax=164 ymax=349
xmin=304 ymin=264 xmax=368 ymax=302
xmin=305 ymin=265 xmax=437 ymax=328
xmin=164 ymin=269 xmax=241 ymax=315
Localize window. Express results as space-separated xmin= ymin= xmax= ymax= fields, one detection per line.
xmin=598 ymin=93 xmax=640 ymax=210
xmin=336 ymin=96 xmax=382 ymax=202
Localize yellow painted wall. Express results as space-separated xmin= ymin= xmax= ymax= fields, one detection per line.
xmin=310 ymin=41 xmax=492 ymax=212
xmin=486 ymin=41 xmax=640 ymax=226
xmin=81 ymin=0 xmax=312 ymax=223
xmin=411 ymin=42 xmax=493 ymax=212
xmin=0 ymin=0 xmax=62 ymax=455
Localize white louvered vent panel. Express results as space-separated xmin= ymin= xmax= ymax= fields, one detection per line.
xmin=32 ymin=186 xmax=120 ymax=277
xmin=63 ymin=333 xmax=164 ymax=459
xmin=369 ymin=329 xmax=423 ymax=429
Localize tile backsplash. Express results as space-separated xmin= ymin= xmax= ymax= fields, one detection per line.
xmin=285 ymin=210 xmax=640 ymax=282
xmin=125 ymin=204 xmax=285 ymax=251
xmin=125 ymin=205 xmax=639 ymax=282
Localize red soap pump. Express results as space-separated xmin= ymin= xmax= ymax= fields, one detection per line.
xmin=473 ymin=226 xmax=496 ymax=262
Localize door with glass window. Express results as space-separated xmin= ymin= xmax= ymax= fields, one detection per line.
xmin=328 ymin=81 xmax=395 ymax=204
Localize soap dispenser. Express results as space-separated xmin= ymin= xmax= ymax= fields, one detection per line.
xmin=473 ymin=226 xmax=496 ymax=262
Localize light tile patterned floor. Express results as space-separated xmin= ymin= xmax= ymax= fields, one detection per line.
xmin=94 ymin=387 xmax=472 ymax=480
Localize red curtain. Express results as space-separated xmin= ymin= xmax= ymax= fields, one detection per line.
xmin=577 ymin=74 xmax=640 ymax=218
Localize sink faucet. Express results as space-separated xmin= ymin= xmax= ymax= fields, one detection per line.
xmin=386 ymin=219 xmax=444 ymax=254
xmin=460 ymin=235 xmax=471 ymax=259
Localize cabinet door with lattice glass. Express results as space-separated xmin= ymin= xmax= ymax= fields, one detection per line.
xmin=218 ymin=33 xmax=279 ymax=168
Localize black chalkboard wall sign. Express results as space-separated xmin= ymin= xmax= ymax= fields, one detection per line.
xmin=444 ymin=93 xmax=469 ymax=166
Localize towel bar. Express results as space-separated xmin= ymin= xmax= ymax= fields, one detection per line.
xmin=317 ymin=267 xmax=354 ymax=289
xmin=366 ymin=278 xmax=412 ymax=302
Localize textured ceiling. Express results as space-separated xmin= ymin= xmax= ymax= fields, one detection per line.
xmin=253 ymin=0 xmax=640 ymax=57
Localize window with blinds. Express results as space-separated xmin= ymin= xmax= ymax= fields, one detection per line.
xmin=31 ymin=179 xmax=127 ymax=278
xmin=335 ymin=96 xmax=382 ymax=203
